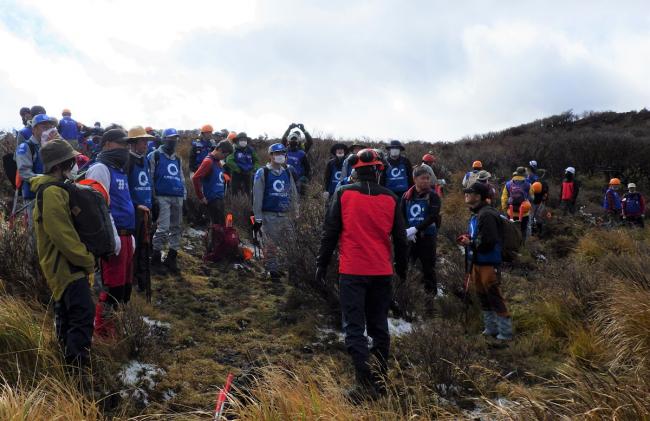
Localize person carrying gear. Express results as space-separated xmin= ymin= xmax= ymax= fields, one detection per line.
xmin=401 ymin=165 xmax=442 ymax=298
xmin=126 ymin=126 xmax=154 ymax=299
xmin=189 ymin=124 xmax=215 ymax=177
xmin=603 ymin=178 xmax=623 ymax=225
xmin=214 ymin=128 xmax=229 ymax=142
xmin=316 ymin=148 xmax=408 ymax=401
xmin=148 ymin=128 xmax=186 ymax=274
xmin=252 ymin=143 xmax=299 ymax=281
xmin=57 ymin=109 xmax=80 ymax=148
xmin=341 ymin=142 xmax=365 ymax=180
xmin=86 ymin=129 xmax=136 ymax=307
xmin=559 ymin=167 xmax=579 ymax=215
xmin=192 ymin=140 xmax=234 ymax=225
xmin=526 ymin=160 xmax=539 ymax=183
xmin=421 ymin=153 xmax=444 ymax=197
xmin=16 ymin=107 xmax=33 ymax=143
xmin=16 ymin=114 xmax=58 ymax=227
xmin=476 ymin=170 xmax=497 ymax=206
xmin=31 ymin=139 xmax=95 ymax=370
xmin=457 ymin=182 xmax=513 ymax=341
xmin=286 ymin=131 xmax=311 ymax=192
xmin=530 ymin=169 xmax=549 ymax=236
xmin=462 ymin=161 xmax=483 ymax=188
xmin=322 ymin=143 xmax=348 ymax=201
xmin=281 ymin=123 xmax=314 ymax=153
xmin=501 ymin=167 xmax=534 ymax=240
xmin=622 ymin=183 xmax=645 ymax=228
xmin=224 ymin=132 xmax=260 ymax=196
xmin=382 ymin=140 xmax=413 ymax=198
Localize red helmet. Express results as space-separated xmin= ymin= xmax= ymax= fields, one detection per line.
xmin=352 ymin=148 xmax=384 ymax=170
xmin=422 ymin=153 xmax=435 ymax=164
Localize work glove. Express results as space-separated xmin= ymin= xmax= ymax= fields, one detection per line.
xmin=289 ymin=123 xmax=298 ymax=129
xmin=406 ymin=227 xmax=417 ymax=242
xmin=315 ymin=266 xmax=327 ymax=288
xmin=298 ymin=123 xmax=305 ymax=131
xmin=322 ymin=191 xmax=330 ymax=201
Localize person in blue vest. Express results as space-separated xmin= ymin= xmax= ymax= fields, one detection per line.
xmin=57 ymin=109 xmax=80 ymax=149
xmin=189 ymin=124 xmax=215 ymax=177
xmin=382 ymin=140 xmax=413 ymax=198
xmin=149 ymin=128 xmax=186 ymax=274
xmin=603 ymin=178 xmax=623 ymax=224
xmin=86 ymin=128 xmax=136 ymax=307
xmin=322 ymin=143 xmax=348 ymax=201
xmin=622 ymin=183 xmax=645 ymax=228
xmin=457 ymin=182 xmax=513 ymax=341
xmin=401 ymin=165 xmax=442 ymax=298
xmin=16 ymin=107 xmax=32 ymax=144
xmin=16 ymin=113 xmax=56 ymax=228
xmin=126 ymin=126 xmax=154 ymax=299
xmin=340 ymin=142 xmax=365 ymax=180
xmin=285 ymin=129 xmax=311 ymax=194
xmin=192 ymin=140 xmax=234 ymax=225
xmin=224 ymin=132 xmax=260 ymax=196
xmin=252 ymin=143 xmax=299 ymax=280
xmin=281 ymin=123 xmax=314 ymax=152
xmin=146 ymin=127 xmax=162 ymax=155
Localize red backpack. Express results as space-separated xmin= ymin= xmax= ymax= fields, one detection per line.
xmin=204 ymin=219 xmax=240 ymax=263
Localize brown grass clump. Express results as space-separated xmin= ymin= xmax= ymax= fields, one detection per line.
xmin=575 ymin=228 xmax=637 ymax=263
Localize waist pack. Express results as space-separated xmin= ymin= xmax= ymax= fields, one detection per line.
xmin=204 ymin=224 xmax=240 ymax=263
xmin=37 ymin=181 xmax=116 ymax=258
xmin=500 ymin=215 xmax=522 ymax=262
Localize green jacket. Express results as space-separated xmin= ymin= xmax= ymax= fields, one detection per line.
xmin=224 ymin=146 xmax=260 ymax=174
xmin=31 ymin=175 xmax=95 ymax=301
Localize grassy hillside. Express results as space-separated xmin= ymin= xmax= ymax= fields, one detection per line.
xmin=1 ymin=109 xmax=650 ymax=419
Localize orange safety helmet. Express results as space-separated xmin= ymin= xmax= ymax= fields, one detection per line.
xmin=144 ymin=126 xmax=153 ymax=132
xmin=519 ymin=200 xmax=532 ymax=214
xmin=609 ymin=178 xmax=621 ymax=186
xmin=200 ymin=124 xmax=213 ymax=133
xmin=62 ymin=108 xmax=71 ymax=116
xmin=422 ymin=153 xmax=435 ymax=164
xmin=532 ymin=181 xmax=543 ymax=194
xmin=472 ymin=160 xmax=482 ymax=169
xmin=78 ymin=179 xmax=110 ymax=205
xmin=352 ymin=148 xmax=385 ymax=170
xmin=227 ymin=132 xmax=237 ymax=141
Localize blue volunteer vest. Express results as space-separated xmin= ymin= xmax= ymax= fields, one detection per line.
xmin=58 ymin=117 xmax=79 ymax=141
xmin=147 ymin=140 xmax=160 ymax=156
xmin=202 ymin=158 xmax=226 ymax=202
xmin=261 ymin=168 xmax=292 ymax=212
xmin=287 ymin=149 xmax=306 ymax=178
xmin=623 ymin=192 xmax=642 ymax=214
xmin=193 ymin=139 xmax=212 ymax=168
xmin=405 ymin=196 xmax=437 ymax=236
xmin=328 ymin=160 xmax=343 ymax=195
xmin=128 ymin=157 xmax=152 ymax=209
xmin=18 ymin=126 xmax=32 ymax=141
xmin=106 ymin=166 xmax=135 ymax=230
xmin=468 ymin=214 xmax=502 ymax=265
xmin=603 ymin=188 xmax=622 ymax=211
xmin=386 ymin=159 xmax=408 ymax=193
xmin=17 ymin=141 xmax=43 ymax=200
xmin=153 ymin=152 xmax=184 ymax=197
xmin=234 ymin=147 xmax=254 ymax=172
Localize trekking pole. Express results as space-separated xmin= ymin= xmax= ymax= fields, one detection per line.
xmin=214 ymin=372 xmax=234 ymax=420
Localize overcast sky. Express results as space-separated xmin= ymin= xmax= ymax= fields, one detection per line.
xmin=1 ymin=0 xmax=649 ymax=141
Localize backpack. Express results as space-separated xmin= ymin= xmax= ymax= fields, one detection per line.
xmin=37 ymin=182 xmax=116 ymax=258
xmin=499 ymin=214 xmax=522 ymax=262
xmin=204 ymin=224 xmax=240 ymax=263
xmin=508 ymin=180 xmax=529 ymax=207
xmin=3 ymin=142 xmax=37 ymax=191
xmin=465 ymin=171 xmax=480 ymax=187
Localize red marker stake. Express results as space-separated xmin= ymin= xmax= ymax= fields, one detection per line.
xmin=214 ymin=373 xmax=234 ymax=420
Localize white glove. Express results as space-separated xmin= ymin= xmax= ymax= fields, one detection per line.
xmin=406 ymin=227 xmax=418 ymax=242
xmin=322 ymin=191 xmax=330 ymax=200
xmin=131 ymin=235 xmax=136 ymax=255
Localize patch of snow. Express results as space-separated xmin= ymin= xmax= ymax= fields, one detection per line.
xmin=186 ymin=228 xmax=206 ymax=238
xmin=536 ymin=254 xmax=547 ymax=262
xmin=388 ymin=318 xmax=413 ymax=337
xmin=142 ymin=316 xmax=171 ymax=330
xmin=162 ymin=389 xmax=177 ymax=401
xmin=118 ymin=361 xmax=165 ymax=407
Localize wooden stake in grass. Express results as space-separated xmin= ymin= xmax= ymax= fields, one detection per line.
xmin=214 ymin=372 xmax=234 ymax=420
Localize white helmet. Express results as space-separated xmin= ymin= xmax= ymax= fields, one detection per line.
xmin=529 ymin=160 xmax=538 ymax=168
xmin=565 ymin=167 xmax=576 ymax=174
xmin=628 ymin=183 xmax=637 ymax=189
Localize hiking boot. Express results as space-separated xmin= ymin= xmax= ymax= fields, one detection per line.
xmin=496 ymin=315 xmax=513 ymax=340
xmin=346 ymin=368 xmax=380 ymax=404
xmin=481 ymin=311 xmax=498 ymax=337
xmin=269 ymin=271 xmax=281 ymax=281
xmin=163 ymin=249 xmax=179 ymax=274
xmin=151 ymin=250 xmax=166 ymax=274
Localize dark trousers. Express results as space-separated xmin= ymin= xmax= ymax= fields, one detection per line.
xmin=107 ymin=284 xmax=132 ymax=308
xmin=626 ymin=215 xmax=645 ymax=228
xmin=409 ymin=235 xmax=437 ymax=292
xmin=560 ymin=200 xmax=576 ymax=215
xmin=231 ymin=172 xmax=252 ymax=196
xmin=207 ymin=198 xmax=225 ymax=225
xmin=134 ymin=207 xmax=151 ymax=295
xmin=54 ymin=277 xmax=95 ymax=366
xmin=339 ymin=275 xmax=392 ymax=378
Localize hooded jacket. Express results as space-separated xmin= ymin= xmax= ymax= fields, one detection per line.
xmin=500 ymin=175 xmax=535 ymax=216
xmin=31 ymin=175 xmax=95 ymax=301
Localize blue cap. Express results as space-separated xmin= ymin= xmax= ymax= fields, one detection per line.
xmin=162 ymin=128 xmax=179 ymax=138
xmin=268 ymin=143 xmax=287 ymax=154
xmin=31 ymin=114 xmax=55 ymax=127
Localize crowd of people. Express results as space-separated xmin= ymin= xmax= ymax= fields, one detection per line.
xmin=6 ymin=104 xmax=647 ymax=400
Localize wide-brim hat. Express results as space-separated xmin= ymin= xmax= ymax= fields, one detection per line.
xmin=386 ymin=140 xmax=405 ymax=151
xmin=330 ymin=143 xmax=348 ymax=155
xmin=41 ymin=138 xmax=80 ymax=173
xmin=127 ymin=125 xmax=154 ymax=141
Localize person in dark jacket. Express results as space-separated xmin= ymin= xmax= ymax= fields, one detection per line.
xmin=382 ymin=140 xmax=413 ymax=198
xmin=224 ymin=132 xmax=260 ymax=196
xmin=16 ymin=107 xmax=32 ymax=143
xmin=281 ymin=123 xmax=314 ymax=153
xmin=284 ymin=126 xmax=311 ymax=194
xmin=622 ymin=183 xmax=645 ymax=228
xmin=316 ymin=148 xmax=408 ymax=400
xmin=189 ymin=124 xmax=215 ymax=176
xmin=559 ymin=167 xmax=580 ymax=215
xmin=322 ymin=143 xmax=348 ymax=201
xmin=530 ymin=169 xmax=549 ymax=236
xmin=603 ymin=178 xmax=623 ymax=225
xmin=401 ymin=165 xmax=442 ymax=297
xmin=457 ymin=182 xmax=512 ymax=341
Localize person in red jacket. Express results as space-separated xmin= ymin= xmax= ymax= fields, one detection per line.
xmin=316 ymin=148 xmax=408 ymax=401
xmin=191 ymin=141 xmax=234 ymax=225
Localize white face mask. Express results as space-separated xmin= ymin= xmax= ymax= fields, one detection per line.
xmin=389 ymin=149 xmax=400 ymax=158
xmin=40 ymin=127 xmax=58 ymax=144
xmin=336 ymin=152 xmax=345 ymax=158
xmin=238 ymin=140 xmax=248 ymax=148
xmin=273 ymin=155 xmax=286 ymax=165
xmin=69 ymin=163 xmax=79 ymax=180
